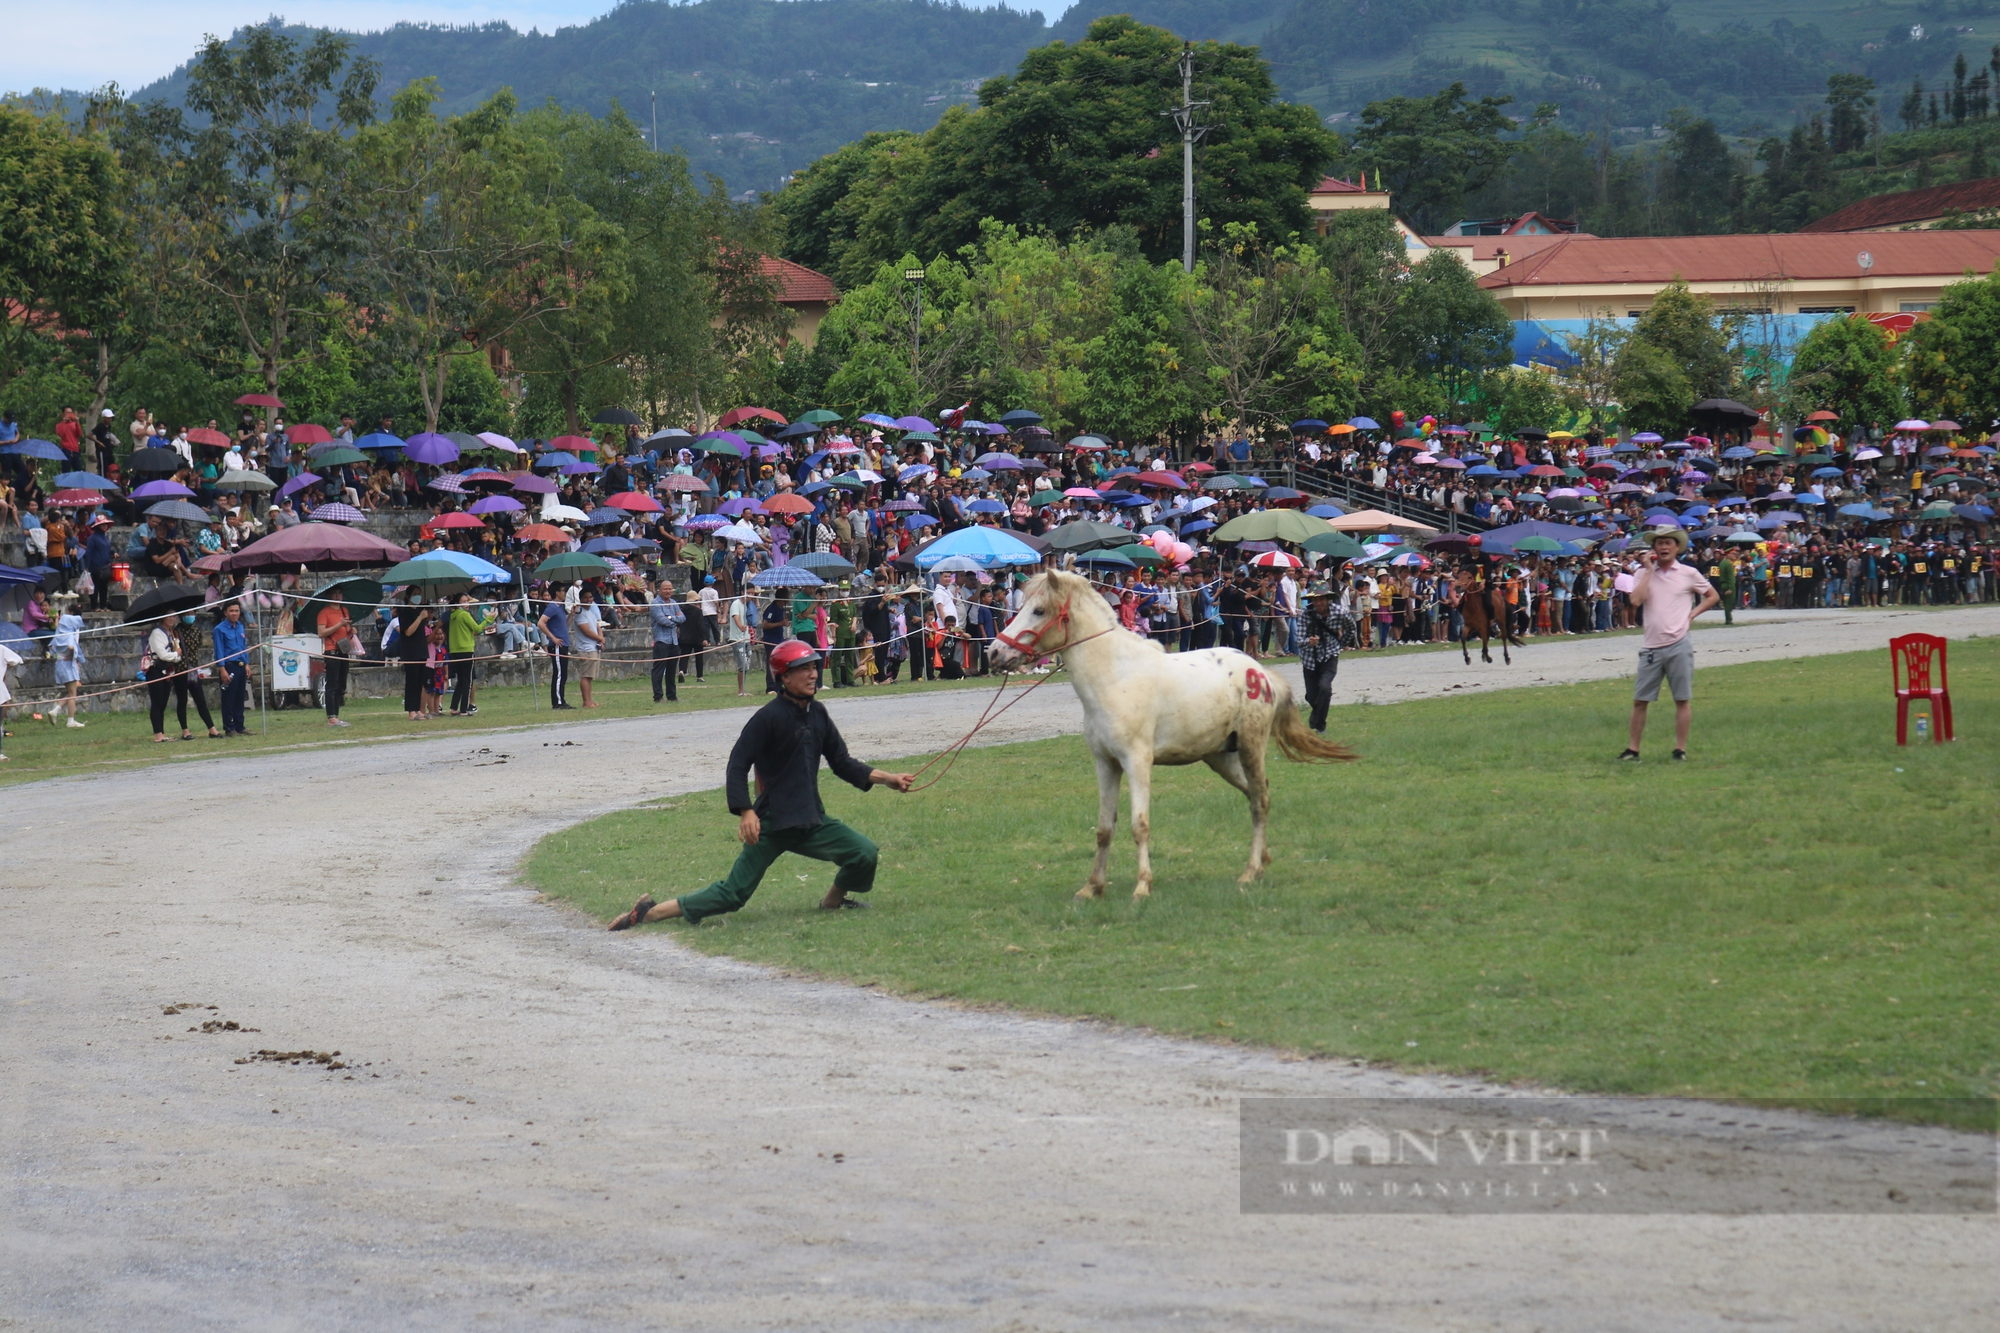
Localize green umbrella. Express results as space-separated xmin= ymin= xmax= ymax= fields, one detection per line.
xmin=902 ymin=430 xmax=940 ymax=443
xmin=1046 ymin=520 xmax=1133 ymax=552
xmin=1212 ymin=509 xmax=1335 ymax=544
xmin=735 ymin=429 xmax=768 ymax=445
xmin=1029 ymin=489 xmax=1064 ymax=507
xmin=1727 ymin=531 xmax=1765 ymax=544
xmin=1301 ymin=530 xmax=1367 ymax=560
xmin=215 ymin=468 xmax=276 ymax=491
xmin=1205 ymin=473 xmax=1257 ymax=490
xmin=535 ymin=551 xmax=612 ymax=582
xmin=1112 ymin=542 xmax=1164 ymax=565
xmin=1920 ymin=501 xmax=1956 ymax=519
xmin=297 ymin=576 xmax=384 ymax=633
xmin=312 ymin=446 xmax=367 ymax=467
xmin=1794 ymin=453 xmax=1834 ymax=466
xmin=1513 ymin=535 xmax=1565 ymax=552
xmin=1561 ymin=466 xmax=1585 ymax=478
xmin=799 ymin=409 xmax=842 ymax=425
xmin=383 ymin=556 xmax=477 ymax=591
xmin=444 ymin=431 xmax=486 ymax=454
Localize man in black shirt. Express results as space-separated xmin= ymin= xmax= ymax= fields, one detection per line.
xmin=610 ymin=640 xmax=916 ymax=929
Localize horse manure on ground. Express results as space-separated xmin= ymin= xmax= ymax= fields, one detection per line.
xmin=235 ymin=1049 xmax=352 ymax=1070
xmin=160 ymin=1003 xmax=214 ymax=1015
xmin=190 ymin=1019 xmax=258 ymax=1033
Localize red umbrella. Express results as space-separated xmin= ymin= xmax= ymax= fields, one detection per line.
xmin=1181 ymin=461 xmax=1215 ymax=474
xmin=1131 ymin=470 xmax=1189 ymax=489
xmin=433 ymin=511 xmax=486 ymax=529
xmin=1528 ymin=464 xmax=1565 ymax=477
xmin=548 ymin=434 xmax=597 ymax=453
xmin=516 ymin=523 xmax=571 ymax=543
xmin=47 ymin=488 xmax=108 ymax=507
xmin=762 ymin=492 xmax=814 ymax=514
xmin=185 ymin=427 xmax=231 ymax=448
xmin=718 ymin=406 xmax=787 ymax=429
xmin=1805 ymin=410 xmax=1839 ymax=423
xmin=235 ymin=393 xmax=284 ymax=408
xmin=288 ymin=423 xmax=334 ymax=445
xmin=218 ymin=523 xmax=408 ymax=571
xmin=1250 ymin=550 xmax=1304 ymax=568
xmin=604 ymin=491 xmax=664 ymax=512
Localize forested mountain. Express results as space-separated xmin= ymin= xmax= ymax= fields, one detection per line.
xmin=111 ymin=0 xmax=1994 ymax=194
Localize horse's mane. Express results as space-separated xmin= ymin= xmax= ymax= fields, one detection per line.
xmin=1029 ymin=568 xmax=1119 ymax=631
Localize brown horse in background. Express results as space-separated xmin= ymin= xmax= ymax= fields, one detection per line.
xmin=1453 ymin=569 xmax=1522 ymax=665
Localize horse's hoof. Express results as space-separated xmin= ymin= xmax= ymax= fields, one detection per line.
xmin=1075 ymin=885 xmax=1104 ymax=901
xmin=1132 ymin=884 xmax=1151 ymax=900
xmin=1237 ymin=867 xmax=1261 ymax=885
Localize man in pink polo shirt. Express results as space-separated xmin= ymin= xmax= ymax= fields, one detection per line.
xmin=1621 ymin=525 xmax=1720 ymax=762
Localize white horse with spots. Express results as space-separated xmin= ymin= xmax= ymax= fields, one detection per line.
xmin=988 ymin=570 xmax=1355 ymax=899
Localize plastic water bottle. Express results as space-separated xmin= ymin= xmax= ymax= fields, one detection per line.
xmin=1915 ymin=715 xmax=1929 ymax=740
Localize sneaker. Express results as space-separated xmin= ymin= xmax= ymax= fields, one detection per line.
xmin=66 ymin=718 xmax=86 ymax=729
xmin=328 ymin=717 xmax=351 ymax=728
xmin=1671 ymin=749 xmax=1687 ymax=762
xmin=498 ymin=651 xmax=517 ymax=660
xmin=1618 ymin=749 xmax=1641 ymax=762
xmin=464 ymin=706 xmax=478 ymax=716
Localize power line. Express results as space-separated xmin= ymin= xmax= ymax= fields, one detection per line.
xmin=1164 ymin=44 xmax=1213 ymax=273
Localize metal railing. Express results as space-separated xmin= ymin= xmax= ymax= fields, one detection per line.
xmin=1285 ymin=460 xmax=1487 ymax=533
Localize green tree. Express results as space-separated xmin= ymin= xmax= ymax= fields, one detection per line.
xmin=1661 ymin=112 xmax=1736 ymax=235
xmin=170 ymin=27 xmax=380 ymax=399
xmin=1482 ymin=367 xmax=1566 ymax=438
xmin=1346 ymin=81 xmax=1514 ymax=234
xmin=1781 ymin=315 xmax=1902 ymax=430
xmin=1826 ymin=74 xmax=1875 ymax=154
xmin=1385 ymin=249 xmax=1513 ymax=414
xmin=770 ymin=18 xmax=1336 ymax=275
xmin=1903 ymin=265 xmax=2000 ymax=427
xmin=352 ymin=82 xmax=600 ymax=432
xmin=816 ymin=253 xmax=978 ymax=416
xmin=1555 ymin=311 xmax=1625 ymax=434
xmin=1086 ymin=245 xmax=1204 ymax=442
xmin=1610 ymin=334 xmax=1694 ymax=434
xmin=1629 ymin=278 xmax=1738 ymax=399
xmin=0 ymin=101 xmax=126 ymax=411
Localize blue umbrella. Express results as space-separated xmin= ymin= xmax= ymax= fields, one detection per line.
xmin=800 ymin=480 xmax=834 ymax=496
xmin=1611 ymin=441 xmax=1640 ymax=454
xmin=1305 ymin=503 xmax=1346 ymax=518
xmin=905 ymin=513 xmax=939 ymax=528
xmin=997 ymin=409 xmax=1042 ymax=426
xmin=54 ymin=470 xmax=119 ymax=490
xmin=1075 ymin=550 xmax=1136 ymax=569
xmin=535 ymin=452 xmax=579 ymax=468
xmin=1954 ymin=503 xmax=1993 ymax=520
xmin=1346 ymin=417 xmax=1380 ymax=430
xmin=1465 ymin=464 xmax=1502 ymax=477
xmin=583 ymin=535 xmax=641 ymax=553
xmin=1178 ymin=518 xmax=1216 ymax=535
xmin=1722 ymin=445 xmax=1756 ymax=460
xmin=1291 ymin=419 xmax=1329 ymax=431
xmin=356 ymin=431 xmax=405 ymax=450
xmin=965 ymin=498 xmax=1007 ymax=514
xmin=1793 ymin=493 xmax=1826 ymax=506
xmin=960 ymin=467 xmax=992 ymax=481
xmin=1811 ymin=466 xmax=1844 ymax=478
xmin=416 ymin=549 xmax=513 ymax=583
xmin=800 ymin=450 xmax=832 ymax=468
xmin=585 ymin=507 xmax=628 ymax=525
xmin=914 ymin=524 xmax=1040 ymax=569
xmin=749 ymin=565 xmax=824 ymax=588
xmin=0 ymin=438 xmax=67 ymax=461
xmin=898 ymin=464 xmax=935 ymax=483
xmin=1837 ymin=502 xmax=1877 ymax=517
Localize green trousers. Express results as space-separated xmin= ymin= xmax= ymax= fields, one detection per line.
xmin=677 ymin=817 xmax=879 ymax=923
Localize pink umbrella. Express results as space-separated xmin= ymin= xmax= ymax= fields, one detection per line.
xmin=661 ymin=474 xmax=709 ymax=492
xmin=433 ymin=511 xmax=485 ymax=529
xmin=219 ymin=522 xmax=409 ymax=572
xmin=605 ymin=491 xmax=664 ymax=513
xmin=1063 ymin=487 xmax=1100 ymax=498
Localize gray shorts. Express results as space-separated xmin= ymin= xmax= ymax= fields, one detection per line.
xmin=732 ymin=640 xmax=754 ymax=670
xmin=1634 ymin=635 xmax=1694 ymax=703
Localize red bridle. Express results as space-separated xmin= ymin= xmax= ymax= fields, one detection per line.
xmin=994 ymin=598 xmax=1073 ymax=657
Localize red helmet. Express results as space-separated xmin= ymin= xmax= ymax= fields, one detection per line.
xmin=769 ymin=639 xmax=821 ymax=673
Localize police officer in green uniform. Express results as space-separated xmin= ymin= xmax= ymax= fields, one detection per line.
xmin=610 ymin=640 xmax=916 ymax=928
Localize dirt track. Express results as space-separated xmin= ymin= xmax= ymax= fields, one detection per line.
xmin=4 ymin=605 xmax=1994 ymax=1330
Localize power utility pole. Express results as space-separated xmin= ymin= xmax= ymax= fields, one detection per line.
xmin=1164 ymin=44 xmax=1212 ymax=273
xmin=650 ymin=90 xmax=658 ymax=153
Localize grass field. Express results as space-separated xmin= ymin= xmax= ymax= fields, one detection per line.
xmin=526 ymin=638 xmax=1999 ymax=1125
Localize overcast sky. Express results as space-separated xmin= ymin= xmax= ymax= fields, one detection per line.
xmin=5 ymin=1 xmax=1067 ymax=96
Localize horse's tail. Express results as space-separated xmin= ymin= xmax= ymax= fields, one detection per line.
xmin=1270 ymin=678 xmax=1358 ymax=764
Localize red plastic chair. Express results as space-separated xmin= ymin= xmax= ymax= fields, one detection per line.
xmin=1890 ymin=634 xmax=1953 ymax=745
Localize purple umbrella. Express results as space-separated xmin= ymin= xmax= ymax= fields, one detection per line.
xmin=278 ymin=471 xmax=324 ymax=499
xmin=893 ymin=416 xmax=936 ymax=432
xmin=561 ymin=462 xmax=600 ymax=475
xmin=975 ymin=452 xmax=1023 ymax=470
xmin=510 ymin=473 xmax=558 ymax=494
xmin=468 ymin=494 xmax=525 ymax=514
xmin=683 ymin=513 xmax=729 ymax=530
xmin=717 ymin=497 xmax=763 ymax=516
xmin=426 ymin=475 xmax=467 ymax=494
xmin=307 ymin=502 xmax=368 ymax=524
xmin=131 ymin=479 xmax=197 ymax=500
xmin=403 ymin=432 xmax=460 ymax=465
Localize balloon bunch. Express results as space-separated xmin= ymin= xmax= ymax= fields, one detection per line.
xmin=1146 ymin=529 xmax=1197 ymax=569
